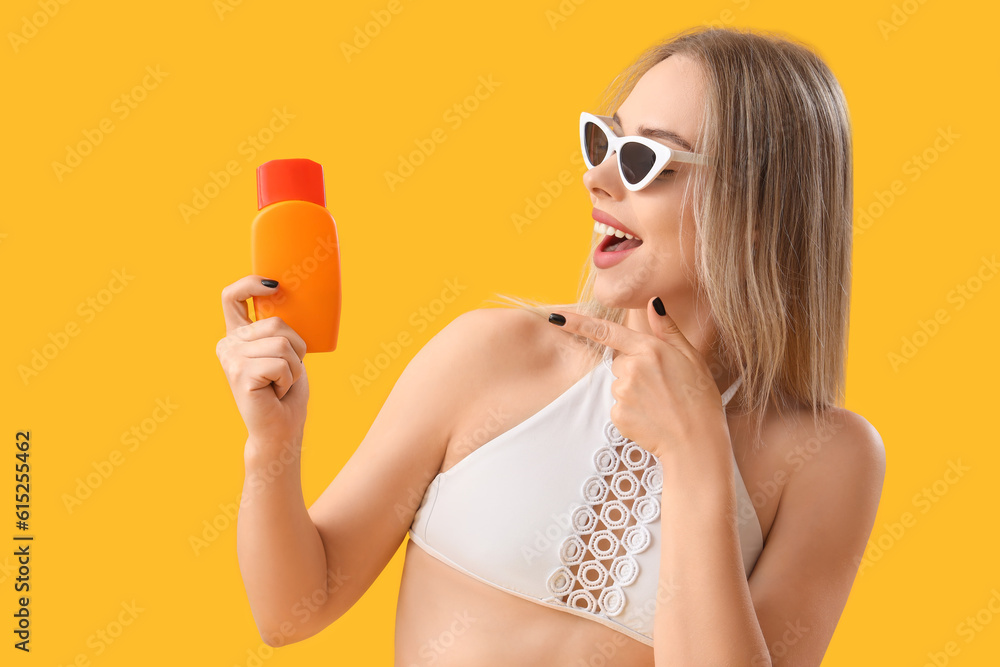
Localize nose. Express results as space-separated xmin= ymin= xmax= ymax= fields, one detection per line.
xmin=583 ymin=149 xmax=626 ymax=201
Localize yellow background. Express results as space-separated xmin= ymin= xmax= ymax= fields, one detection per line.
xmin=2 ymin=0 xmax=997 ymax=664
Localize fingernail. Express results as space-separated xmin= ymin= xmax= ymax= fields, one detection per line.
xmin=653 ymin=297 xmax=666 ymax=316
xmin=262 ymin=279 xmax=279 ymax=288
xmin=548 ymin=313 xmax=566 ymax=326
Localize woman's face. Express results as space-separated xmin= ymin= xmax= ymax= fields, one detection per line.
xmin=584 ymin=54 xmax=707 ymax=319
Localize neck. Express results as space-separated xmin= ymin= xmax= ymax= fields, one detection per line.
xmin=622 ymin=306 xmax=741 ymax=402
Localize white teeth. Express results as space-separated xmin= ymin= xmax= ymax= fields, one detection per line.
xmin=592 ymin=221 xmax=639 ymax=240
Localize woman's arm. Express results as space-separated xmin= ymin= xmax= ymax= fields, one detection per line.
xmin=541 ymin=301 xmax=886 ymax=665
xmin=237 ymin=308 xmax=494 ymax=647
xmin=652 ymin=408 xmax=885 ymax=666
xmin=238 ymin=429 xmax=327 ymax=647
xmin=217 ymin=276 xmax=325 ymax=647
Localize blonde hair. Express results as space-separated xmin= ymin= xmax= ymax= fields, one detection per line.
xmin=486 ymin=26 xmax=852 ymax=450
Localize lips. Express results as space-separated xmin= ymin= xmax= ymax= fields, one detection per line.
xmin=593 ymin=232 xmax=641 ymax=269
xmin=593 ymin=211 xmax=643 ymax=255
xmin=600 ymin=233 xmax=643 ymax=252
xmin=592 ymin=208 xmax=642 ymax=240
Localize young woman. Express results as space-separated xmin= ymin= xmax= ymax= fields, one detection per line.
xmin=217 ymin=26 xmax=885 ymax=666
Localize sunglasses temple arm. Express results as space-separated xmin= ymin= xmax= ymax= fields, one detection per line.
xmin=674 ymin=151 xmax=710 ymax=165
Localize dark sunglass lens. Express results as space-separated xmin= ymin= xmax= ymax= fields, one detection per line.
xmin=584 ymin=122 xmax=608 ymax=165
xmin=620 ymin=142 xmax=656 ymax=184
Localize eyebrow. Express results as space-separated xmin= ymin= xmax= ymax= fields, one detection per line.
xmin=613 ymin=112 xmax=694 ymax=152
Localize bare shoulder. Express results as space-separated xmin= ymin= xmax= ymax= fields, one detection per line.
xmin=438 ymin=306 xmax=572 ymax=386
xmin=769 ymin=405 xmax=887 ymax=506
xmin=431 ymin=306 xmax=592 ymax=471
xmin=744 ymin=406 xmax=887 ymax=664
xmin=397 ymin=305 xmax=584 ymax=423
xmin=409 ymin=306 xmax=540 ymax=365
xmin=793 ymin=407 xmax=884 ymax=474
xmin=349 ymin=308 xmax=540 ymax=454
xmin=450 ymin=306 xmax=546 ymax=346
xmin=455 ymin=304 xmax=578 ymax=338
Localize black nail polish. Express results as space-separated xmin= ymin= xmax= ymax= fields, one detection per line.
xmin=653 ymin=297 xmax=666 ymax=316
xmin=548 ymin=313 xmax=566 ymax=326
xmin=261 ymin=279 xmax=278 ymax=288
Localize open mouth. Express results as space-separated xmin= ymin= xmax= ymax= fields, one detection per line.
xmin=595 ymin=221 xmax=643 ymax=252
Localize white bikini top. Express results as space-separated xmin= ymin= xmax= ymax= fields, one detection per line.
xmin=408 ymin=345 xmax=764 ymax=646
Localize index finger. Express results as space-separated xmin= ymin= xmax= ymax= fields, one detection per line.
xmin=548 ymin=310 xmax=642 ymax=355
xmin=221 ymin=275 xmax=279 ymax=333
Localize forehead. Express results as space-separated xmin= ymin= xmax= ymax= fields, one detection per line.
xmin=616 ymin=55 xmax=705 ymax=143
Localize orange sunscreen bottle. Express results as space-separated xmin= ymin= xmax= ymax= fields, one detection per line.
xmin=250 ymin=158 xmax=341 ymax=352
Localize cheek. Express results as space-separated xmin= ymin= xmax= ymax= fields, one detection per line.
xmin=635 ymin=198 xmax=684 ymax=250
xmin=633 ymin=198 xmax=700 ymax=284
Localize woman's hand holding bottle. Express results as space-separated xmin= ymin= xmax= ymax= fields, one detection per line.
xmin=217 ymin=275 xmax=310 ymax=460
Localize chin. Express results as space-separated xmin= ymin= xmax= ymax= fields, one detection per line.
xmin=593 ymin=248 xmax=682 ymax=307
xmin=593 ymin=277 xmax=650 ymax=311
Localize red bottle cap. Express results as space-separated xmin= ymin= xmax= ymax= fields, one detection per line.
xmin=256 ymin=158 xmax=326 ymax=210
